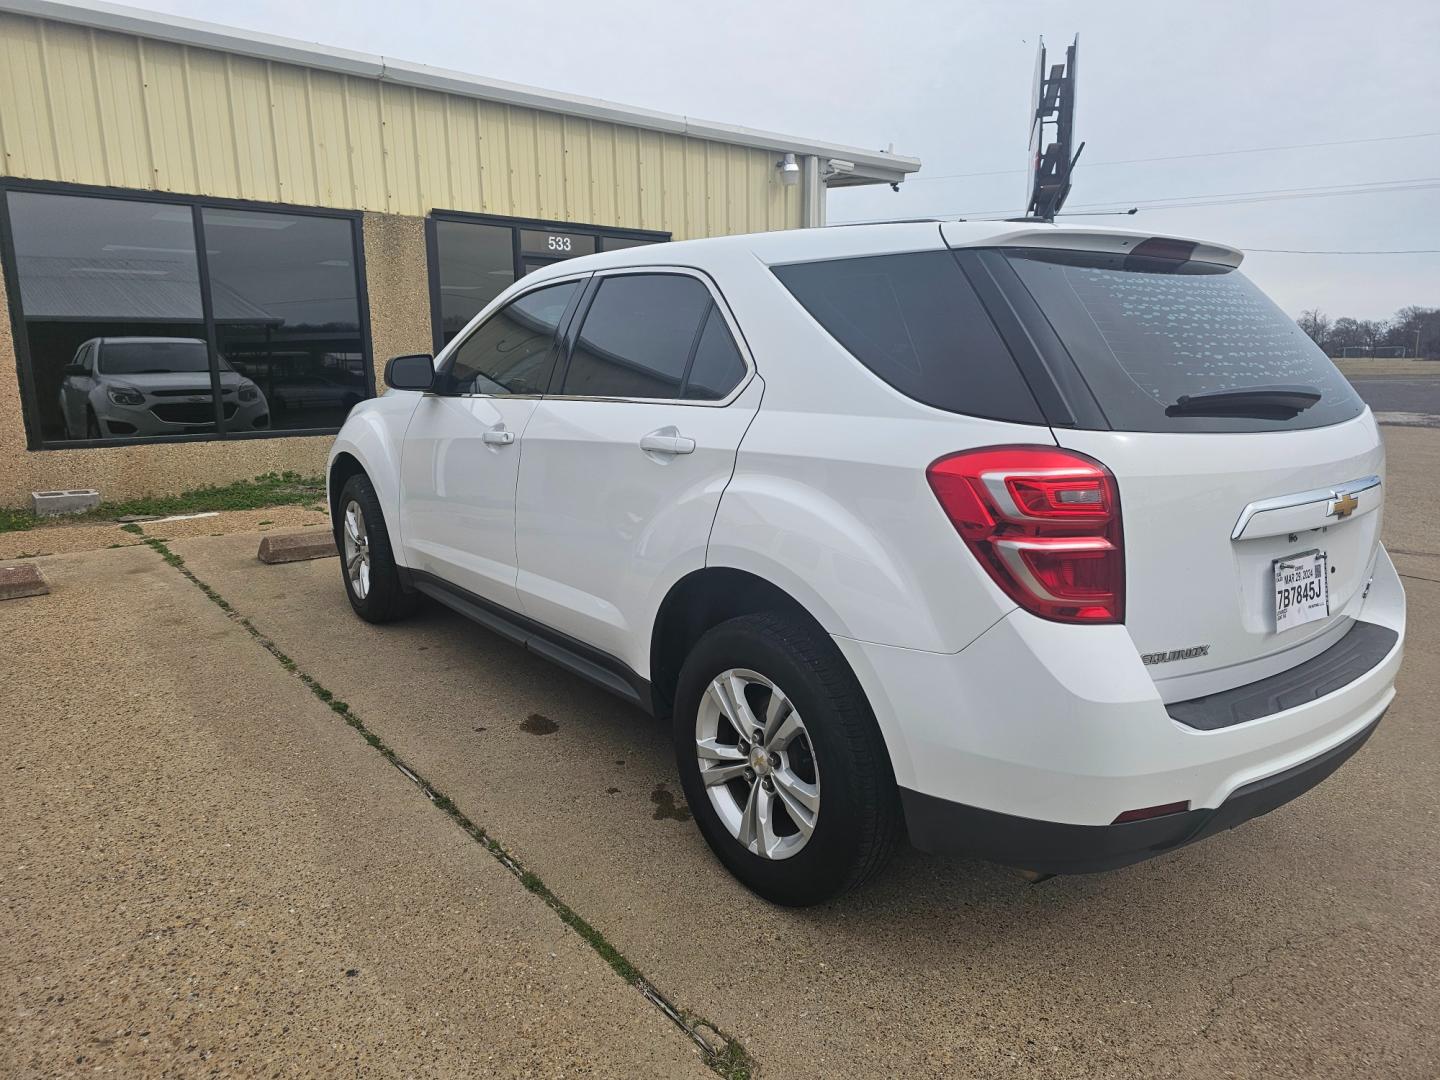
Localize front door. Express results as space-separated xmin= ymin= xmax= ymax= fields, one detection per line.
xmin=515 ymin=269 xmax=758 ymax=671
xmin=60 ymin=341 xmax=96 ymax=437
xmin=399 ymin=278 xmax=583 ymax=610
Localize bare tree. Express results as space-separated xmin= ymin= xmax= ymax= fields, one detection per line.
xmin=1298 ymin=309 xmax=1331 ymax=348
xmin=1327 ymin=317 xmax=1366 ymax=355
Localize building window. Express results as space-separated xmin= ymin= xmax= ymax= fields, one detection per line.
xmin=427 ymin=212 xmax=669 ymax=350
xmin=432 ymin=219 xmax=513 ymax=347
xmin=202 ymin=207 xmax=365 ymax=433
xmin=1 ymin=185 xmax=369 ymax=447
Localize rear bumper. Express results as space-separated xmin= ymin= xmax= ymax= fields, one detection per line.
xmin=834 ymin=545 xmax=1404 ymax=868
xmin=899 ymin=711 xmax=1383 ymax=873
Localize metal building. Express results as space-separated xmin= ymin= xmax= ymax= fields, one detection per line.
xmin=0 ymin=0 xmax=919 ymax=503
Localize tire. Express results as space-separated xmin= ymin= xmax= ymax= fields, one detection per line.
xmin=673 ymin=612 xmax=901 ymax=906
xmin=334 ymin=472 xmax=417 ymax=623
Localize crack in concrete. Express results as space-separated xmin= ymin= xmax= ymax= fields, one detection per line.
xmin=138 ymin=536 xmax=756 ymax=1080
xmin=1195 ymin=922 xmax=1364 ymax=1041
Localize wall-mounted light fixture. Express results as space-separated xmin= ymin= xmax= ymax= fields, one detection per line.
xmin=777 ymin=152 xmax=801 ymax=186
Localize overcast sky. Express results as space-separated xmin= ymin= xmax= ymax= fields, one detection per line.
xmin=139 ymin=0 xmax=1440 ymax=322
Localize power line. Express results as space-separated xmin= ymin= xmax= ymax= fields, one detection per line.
xmin=850 ymin=176 xmax=1440 ymax=223
xmin=905 ymin=130 xmax=1440 ymax=184
xmin=1245 ymin=247 xmax=1440 ymax=255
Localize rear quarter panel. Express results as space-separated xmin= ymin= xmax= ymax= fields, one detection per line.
xmin=705 ymin=251 xmax=1050 ymax=653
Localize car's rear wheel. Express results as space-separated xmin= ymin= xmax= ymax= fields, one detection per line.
xmin=335 ymin=472 xmax=417 ymax=623
xmin=673 ymin=612 xmax=900 ymax=906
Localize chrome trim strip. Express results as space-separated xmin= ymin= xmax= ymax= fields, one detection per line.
xmin=1230 ymin=474 xmax=1381 ymax=541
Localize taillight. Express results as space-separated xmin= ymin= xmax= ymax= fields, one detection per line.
xmin=926 ymin=446 xmax=1125 ymax=624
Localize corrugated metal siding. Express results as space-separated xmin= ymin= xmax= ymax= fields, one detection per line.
xmin=0 ymin=12 xmax=803 ymax=237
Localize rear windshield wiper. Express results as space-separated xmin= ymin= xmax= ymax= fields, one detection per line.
xmin=1165 ymin=384 xmax=1321 ymax=419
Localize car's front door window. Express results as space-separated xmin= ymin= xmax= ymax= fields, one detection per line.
xmin=444 ymin=281 xmax=580 ymax=396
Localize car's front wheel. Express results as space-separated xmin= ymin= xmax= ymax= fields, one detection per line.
xmin=673 ymin=613 xmax=901 ymax=906
xmin=335 ymin=472 xmax=417 ymax=623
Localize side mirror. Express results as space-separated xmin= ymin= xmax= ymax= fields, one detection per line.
xmin=63 ymin=363 xmax=87 ymax=377
xmin=384 ymin=353 xmax=434 ymax=392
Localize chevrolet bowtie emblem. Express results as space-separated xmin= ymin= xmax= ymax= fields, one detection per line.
xmin=1329 ymin=493 xmax=1359 ymax=519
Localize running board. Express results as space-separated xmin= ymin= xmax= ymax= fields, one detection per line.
xmin=405 ymin=570 xmax=651 ymax=712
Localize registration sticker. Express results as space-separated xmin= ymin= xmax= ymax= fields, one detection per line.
xmin=1274 ymin=549 xmax=1329 ymax=633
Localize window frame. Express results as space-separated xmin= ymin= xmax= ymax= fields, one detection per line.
xmin=424 ymin=208 xmax=670 ymax=355
xmin=548 ymin=266 xmax=755 ymax=408
xmin=0 ymin=177 xmax=374 ymax=451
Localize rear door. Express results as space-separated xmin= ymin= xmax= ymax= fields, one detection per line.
xmin=399 ymin=278 xmax=582 ymax=610
xmin=514 ymin=269 xmax=757 ymax=667
xmin=961 ymin=237 xmax=1380 ymax=697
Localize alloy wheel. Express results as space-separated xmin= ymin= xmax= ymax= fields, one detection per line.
xmin=695 ymin=668 xmax=820 ymax=860
xmin=341 ymin=499 xmax=371 ymax=600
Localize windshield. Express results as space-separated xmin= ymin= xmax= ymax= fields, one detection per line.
xmin=1004 ymin=249 xmax=1365 ymax=433
xmin=98 ymin=340 xmax=232 ymax=376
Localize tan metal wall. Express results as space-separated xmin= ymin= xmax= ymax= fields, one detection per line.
xmin=0 ymin=12 xmax=804 ymax=237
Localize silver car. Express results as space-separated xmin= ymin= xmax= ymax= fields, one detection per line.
xmin=58 ymin=336 xmax=270 ymax=439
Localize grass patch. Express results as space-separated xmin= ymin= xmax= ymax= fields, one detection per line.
xmin=0 ymin=471 xmax=326 ymax=534
xmin=140 ymin=535 xmax=754 ymax=1079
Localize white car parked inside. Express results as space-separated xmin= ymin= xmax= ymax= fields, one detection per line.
xmin=329 ymin=222 xmax=1404 ymax=906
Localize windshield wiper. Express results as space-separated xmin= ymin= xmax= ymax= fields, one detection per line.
xmin=1165 ymin=384 xmax=1321 ymax=419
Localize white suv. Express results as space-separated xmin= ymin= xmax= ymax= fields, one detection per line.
xmin=328 ymin=222 xmax=1404 ymax=906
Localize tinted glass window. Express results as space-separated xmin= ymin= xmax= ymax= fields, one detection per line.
xmin=684 ymin=308 xmax=747 ymax=400
xmin=434 ymin=219 xmax=514 ymax=347
xmin=447 ymin=281 xmax=579 ymax=395
xmin=1005 ymin=250 xmax=1365 ymax=433
xmin=772 ymin=251 xmax=1043 ymax=423
xmin=5 ymin=190 xmax=206 ymax=441
xmin=563 ymin=275 xmax=711 ymax=399
xmin=203 ymin=207 xmax=366 ymax=434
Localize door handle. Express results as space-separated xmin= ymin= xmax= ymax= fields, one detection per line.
xmin=639 ymin=427 xmax=695 ymax=456
xmin=482 ymin=426 xmax=515 ymax=445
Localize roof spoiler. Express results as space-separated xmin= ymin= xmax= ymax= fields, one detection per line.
xmin=942 ymin=224 xmax=1244 ymax=268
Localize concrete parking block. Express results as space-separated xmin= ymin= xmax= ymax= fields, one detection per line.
xmin=0 ymin=562 xmax=48 ymax=599
xmin=257 ymin=530 xmax=336 ymax=564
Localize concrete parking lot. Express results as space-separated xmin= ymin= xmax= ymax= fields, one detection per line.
xmin=4 ymin=425 xmax=1439 ymax=1079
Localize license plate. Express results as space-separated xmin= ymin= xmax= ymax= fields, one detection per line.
xmin=1274 ymin=549 xmax=1329 ymax=633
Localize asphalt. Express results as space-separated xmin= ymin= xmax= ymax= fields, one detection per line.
xmin=3 ymin=425 xmax=1439 ymax=1078
xmin=1351 ymin=376 xmax=1440 ymax=428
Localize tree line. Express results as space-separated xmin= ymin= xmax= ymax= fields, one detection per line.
xmin=1297 ymin=305 xmax=1440 ymax=358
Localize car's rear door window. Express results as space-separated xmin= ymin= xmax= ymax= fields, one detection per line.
xmin=682 ymin=307 xmax=748 ymax=401
xmin=1003 ymin=249 xmax=1364 ymax=433
xmin=560 ymin=274 xmax=714 ymax=400
xmin=771 ymin=251 xmax=1044 ymax=423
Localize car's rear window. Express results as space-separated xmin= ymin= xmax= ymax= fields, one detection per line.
xmin=772 ymin=251 xmax=1044 ymax=424
xmin=1003 ymin=249 xmax=1365 ymax=433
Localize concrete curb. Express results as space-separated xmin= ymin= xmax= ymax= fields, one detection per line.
xmin=257 ymin=532 xmax=337 ymax=564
